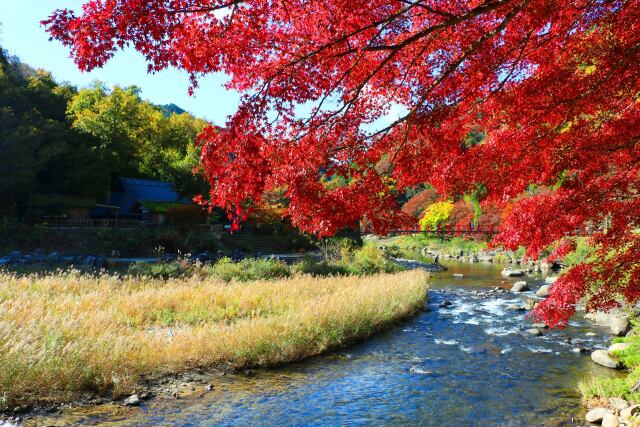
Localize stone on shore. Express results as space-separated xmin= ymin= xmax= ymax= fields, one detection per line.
xmin=585 ymin=310 xmax=631 ymax=336
xmin=609 ymin=397 xmax=629 ymax=411
xmin=511 ymin=281 xmax=530 ymax=292
xmin=585 ymin=407 xmax=613 ymax=423
xmin=591 ymin=350 xmax=620 ymax=369
xmin=123 ymin=394 xmax=141 ymax=406
xmin=609 ymin=342 xmax=631 ymax=353
xmin=620 ymin=404 xmax=640 ymax=421
xmin=601 ymin=412 xmax=619 ymax=427
xmin=609 ymin=316 xmax=630 ymax=337
xmin=535 ymin=285 xmax=551 ymax=298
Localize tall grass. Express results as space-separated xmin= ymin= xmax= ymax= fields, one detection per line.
xmin=578 ymin=328 xmax=640 ymax=402
xmin=0 ymin=270 xmax=429 ymax=408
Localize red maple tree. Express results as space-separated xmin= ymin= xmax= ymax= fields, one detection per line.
xmin=44 ymin=0 xmax=640 ymax=327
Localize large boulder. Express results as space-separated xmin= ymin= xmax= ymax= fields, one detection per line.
xmin=609 ymin=316 xmax=630 ymax=336
xmin=591 ymin=349 xmax=620 ymax=369
xmin=535 ymin=285 xmax=551 ymax=298
xmin=585 ymin=408 xmax=613 ymax=424
xmin=587 ymin=310 xmax=631 ymax=336
xmin=511 ymin=281 xmax=530 ymax=292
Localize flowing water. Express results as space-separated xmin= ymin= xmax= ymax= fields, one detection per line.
xmin=45 ymin=262 xmax=623 ymax=426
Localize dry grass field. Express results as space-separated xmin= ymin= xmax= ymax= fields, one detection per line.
xmin=0 ymin=269 xmax=429 ymax=408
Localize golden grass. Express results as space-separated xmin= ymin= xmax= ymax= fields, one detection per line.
xmin=0 ymin=270 xmax=429 ymax=407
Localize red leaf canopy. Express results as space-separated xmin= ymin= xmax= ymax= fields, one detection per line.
xmin=45 ymin=0 xmax=640 ymax=326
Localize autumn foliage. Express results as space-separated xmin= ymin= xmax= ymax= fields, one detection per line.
xmin=45 ymin=1 xmax=640 ymax=327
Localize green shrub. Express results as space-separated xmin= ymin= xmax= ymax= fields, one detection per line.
xmin=579 ymin=327 xmax=640 ymax=402
xmin=127 ymin=262 xmax=187 ymax=279
xmin=562 ymin=237 xmax=597 ymax=267
xmin=578 ymin=377 xmax=631 ymax=400
xmin=344 ymin=246 xmax=405 ymax=275
xmin=207 ymin=257 xmax=290 ymax=282
xmin=291 ymin=257 xmax=348 ymax=276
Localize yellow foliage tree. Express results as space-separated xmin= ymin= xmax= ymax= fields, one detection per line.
xmin=419 ymin=201 xmax=454 ymax=231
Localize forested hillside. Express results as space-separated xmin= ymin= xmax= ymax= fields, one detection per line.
xmin=0 ymin=47 xmax=208 ymax=220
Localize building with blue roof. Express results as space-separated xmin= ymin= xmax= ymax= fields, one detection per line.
xmin=94 ymin=177 xmax=191 ymax=222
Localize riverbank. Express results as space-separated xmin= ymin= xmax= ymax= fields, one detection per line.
xmin=366 ymin=234 xmax=547 ymax=268
xmin=0 ymin=269 xmax=429 ymax=420
xmin=578 ymin=325 xmax=640 ymax=425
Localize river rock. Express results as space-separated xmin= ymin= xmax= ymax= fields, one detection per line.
xmin=523 ymin=298 xmax=537 ymax=310
xmin=571 ymin=347 xmax=589 ymax=354
xmin=511 ymin=281 xmax=530 ymax=292
xmin=8 ymin=250 xmax=21 ymax=264
xmin=609 ymin=397 xmax=629 ymax=411
xmin=526 ymin=328 xmax=543 ymax=337
xmin=123 ymin=394 xmax=140 ymax=406
xmin=46 ymin=252 xmax=63 ymax=263
xmin=545 ymin=276 xmax=558 ymax=285
xmin=620 ymin=404 xmax=640 ymax=421
xmin=602 ymin=412 xmax=620 ymax=427
xmin=609 ymin=342 xmax=631 ymax=353
xmin=591 ymin=349 xmax=620 ymax=369
xmin=439 ymin=301 xmax=453 ymax=308
xmin=585 ymin=407 xmax=613 ymax=423
xmin=502 ymin=268 xmax=525 ymax=278
xmin=507 ymin=304 xmax=526 ymax=311
xmin=452 ymin=273 xmax=464 ymax=278
xmin=535 ymin=285 xmax=551 ymax=298
xmin=33 ymin=249 xmax=46 ymax=262
xmin=609 ymin=316 xmax=630 ymax=336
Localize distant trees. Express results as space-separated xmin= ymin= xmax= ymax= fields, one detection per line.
xmin=67 ymin=83 xmax=209 ymax=198
xmin=0 ymin=47 xmax=209 ymax=220
xmin=0 ymin=49 xmax=79 ymax=218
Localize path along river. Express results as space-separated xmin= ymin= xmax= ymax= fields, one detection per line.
xmin=47 ymin=261 xmax=623 ymax=426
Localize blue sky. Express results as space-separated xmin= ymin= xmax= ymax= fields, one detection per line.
xmin=0 ymin=1 xmax=239 ymax=123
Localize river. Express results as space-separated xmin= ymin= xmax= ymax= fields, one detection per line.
xmin=40 ymin=261 xmax=622 ymax=426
